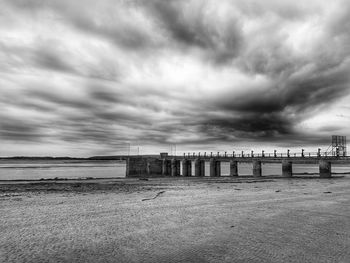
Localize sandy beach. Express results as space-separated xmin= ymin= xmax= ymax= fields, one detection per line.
xmin=1 ymin=176 xmax=350 ymax=263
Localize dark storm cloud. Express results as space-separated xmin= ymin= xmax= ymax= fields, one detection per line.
xmin=143 ymin=0 xmax=243 ymax=63
xmin=1 ymin=0 xmax=350 ymax=155
xmin=286 ymin=65 xmax=350 ymax=112
xmin=205 ymin=114 xmax=292 ymax=136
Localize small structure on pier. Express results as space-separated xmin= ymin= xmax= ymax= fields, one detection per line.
xmin=331 ymin=135 xmax=347 ymax=157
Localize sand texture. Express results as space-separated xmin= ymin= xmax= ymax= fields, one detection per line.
xmin=0 ymin=176 xmax=350 ymax=262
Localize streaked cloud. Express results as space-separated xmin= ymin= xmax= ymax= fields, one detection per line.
xmin=1 ymin=0 xmax=350 ymax=156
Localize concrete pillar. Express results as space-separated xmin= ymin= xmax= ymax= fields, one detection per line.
xmin=162 ymin=159 xmax=171 ymax=176
xmin=210 ymin=158 xmax=216 ymax=177
xmin=194 ymin=159 xmax=201 ymax=177
xmin=319 ymin=160 xmax=332 ymax=178
xmin=167 ymin=160 xmax=171 ymax=175
xmin=230 ymin=160 xmax=238 ymax=176
xmin=162 ymin=159 xmax=167 ymax=176
xmin=215 ymin=161 xmax=221 ymax=177
xmin=176 ymin=160 xmax=180 ymax=176
xmin=187 ymin=160 xmax=192 ymax=177
xmin=282 ymin=160 xmax=292 ymax=177
xmin=194 ymin=159 xmax=205 ymax=177
xmin=200 ymin=160 xmax=205 ymax=176
xmin=146 ymin=162 xmax=151 ymax=175
xmin=182 ymin=159 xmax=189 ymax=176
xmin=253 ymin=160 xmax=262 ymax=177
xmin=171 ymin=159 xmax=180 ymax=177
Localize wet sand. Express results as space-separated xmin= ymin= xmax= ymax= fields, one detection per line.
xmin=1 ymin=176 xmax=350 ymax=262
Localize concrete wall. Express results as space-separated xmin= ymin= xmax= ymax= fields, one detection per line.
xmin=282 ymin=160 xmax=293 ymax=177
xmin=147 ymin=159 xmax=163 ymax=175
xmin=319 ymin=160 xmax=332 ymax=178
xmin=126 ymin=157 xmax=163 ymax=177
xmin=126 ymin=157 xmax=148 ymax=177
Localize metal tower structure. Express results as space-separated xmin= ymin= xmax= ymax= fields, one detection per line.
xmin=331 ymin=135 xmax=347 ymax=157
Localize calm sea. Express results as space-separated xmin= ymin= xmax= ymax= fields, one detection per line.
xmin=0 ymin=159 xmax=349 ymax=180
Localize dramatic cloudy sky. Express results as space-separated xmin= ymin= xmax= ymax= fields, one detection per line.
xmin=1 ymin=0 xmax=350 ymax=156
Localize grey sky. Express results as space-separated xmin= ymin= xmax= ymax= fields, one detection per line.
xmin=1 ymin=0 xmax=350 ymax=156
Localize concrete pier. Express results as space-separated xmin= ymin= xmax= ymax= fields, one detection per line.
xmin=282 ymin=160 xmax=292 ymax=177
xmin=171 ymin=159 xmax=180 ymax=177
xmin=253 ymin=160 xmax=262 ymax=177
xmin=194 ymin=159 xmax=205 ymax=177
xmin=319 ymin=160 xmax=332 ymax=178
xmin=229 ymin=160 xmax=238 ymax=176
xmin=126 ymin=151 xmax=345 ymax=178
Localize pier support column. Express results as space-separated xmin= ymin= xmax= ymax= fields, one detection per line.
xmin=319 ymin=160 xmax=332 ymax=178
xmin=162 ymin=159 xmax=171 ymax=176
xmin=176 ymin=160 xmax=180 ymax=176
xmin=187 ymin=160 xmax=192 ymax=176
xmin=171 ymin=159 xmax=180 ymax=177
xmin=181 ymin=159 xmax=192 ymax=177
xmin=182 ymin=159 xmax=189 ymax=176
xmin=194 ymin=159 xmax=205 ymax=177
xmin=201 ymin=160 xmax=205 ymax=176
xmin=215 ymin=161 xmax=221 ymax=177
xmin=147 ymin=162 xmax=151 ymax=175
xmin=282 ymin=160 xmax=292 ymax=177
xmin=230 ymin=160 xmax=238 ymax=176
xmin=194 ymin=159 xmax=201 ymax=177
xmin=253 ymin=160 xmax=262 ymax=177
xmin=210 ymin=158 xmax=216 ymax=177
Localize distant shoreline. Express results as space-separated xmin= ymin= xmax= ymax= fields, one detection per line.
xmin=0 ymin=155 xmax=158 ymax=160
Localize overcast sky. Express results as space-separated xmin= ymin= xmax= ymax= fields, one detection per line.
xmin=1 ymin=0 xmax=350 ymax=157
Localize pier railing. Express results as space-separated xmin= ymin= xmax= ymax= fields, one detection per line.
xmin=167 ymin=150 xmax=347 ymax=159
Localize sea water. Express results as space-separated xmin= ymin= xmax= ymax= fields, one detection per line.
xmin=0 ymin=160 xmax=126 ymax=180
xmin=0 ymin=159 xmax=349 ymax=180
